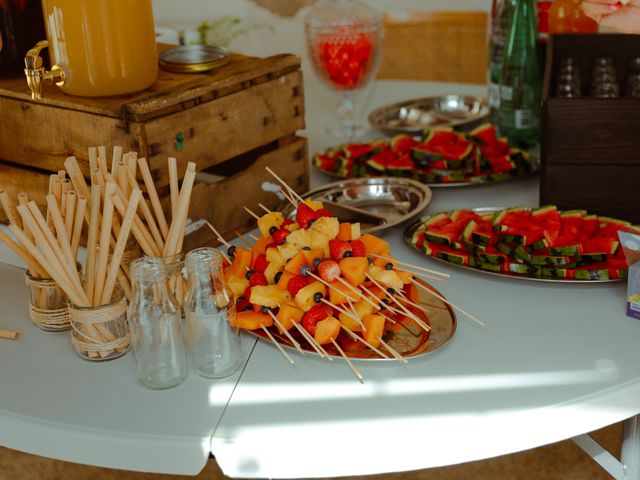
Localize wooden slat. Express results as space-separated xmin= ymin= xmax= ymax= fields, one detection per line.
xmin=0 ymin=98 xmax=135 ymax=175
xmin=182 ymin=137 xmax=309 ymax=251
xmin=378 ymin=11 xmax=488 ymax=84
xmin=0 ymin=162 xmax=50 ymax=222
xmin=144 ymin=71 xmax=305 ymax=186
xmin=0 ymin=49 xmax=301 ymax=121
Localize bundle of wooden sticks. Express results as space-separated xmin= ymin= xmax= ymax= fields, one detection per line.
xmin=0 ymin=146 xmax=196 ymax=309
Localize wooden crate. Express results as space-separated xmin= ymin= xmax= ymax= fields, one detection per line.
xmin=0 ymin=48 xmax=308 ymax=241
xmin=540 ymin=34 xmax=640 ymax=224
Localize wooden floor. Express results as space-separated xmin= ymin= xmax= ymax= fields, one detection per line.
xmin=0 ymin=423 xmax=622 ymax=480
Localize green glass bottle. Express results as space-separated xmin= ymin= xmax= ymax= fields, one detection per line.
xmin=488 ymin=0 xmax=516 ymax=123
xmin=497 ymin=0 xmax=541 ymax=150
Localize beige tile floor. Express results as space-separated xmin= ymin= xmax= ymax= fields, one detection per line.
xmin=0 ymin=422 xmax=622 ymax=480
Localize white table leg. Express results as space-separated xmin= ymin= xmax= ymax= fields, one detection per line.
xmin=622 ymin=416 xmax=640 ymax=480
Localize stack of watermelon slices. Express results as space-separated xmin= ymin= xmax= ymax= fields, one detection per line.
xmin=313 ymin=123 xmax=536 ymax=184
xmin=410 ymin=205 xmax=637 ymax=280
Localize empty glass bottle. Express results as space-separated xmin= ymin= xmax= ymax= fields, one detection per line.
xmin=184 ymin=248 xmax=242 ymax=379
xmin=497 ymin=0 xmax=541 ymax=150
xmin=128 ymin=257 xmax=189 ymax=389
xmin=488 ymin=0 xmax=517 ymax=122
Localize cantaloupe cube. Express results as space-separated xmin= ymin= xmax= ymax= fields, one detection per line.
xmin=275 ymin=303 xmax=304 ymax=334
xmin=339 ymin=257 xmax=368 ymax=286
xmin=362 ymin=314 xmax=385 ymax=348
xmin=314 ymin=317 xmax=341 ymax=345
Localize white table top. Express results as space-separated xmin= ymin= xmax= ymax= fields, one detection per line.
xmin=1 ymin=77 xmax=638 ymax=479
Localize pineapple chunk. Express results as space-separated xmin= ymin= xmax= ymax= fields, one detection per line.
xmin=305 ymin=199 xmax=324 ymax=211
xmin=308 ymin=229 xmax=329 ymax=251
xmin=351 ymin=222 xmax=361 ymax=240
xmin=277 ymin=229 xmax=309 ymax=260
xmin=226 ymin=275 xmax=249 ymax=297
xmin=250 ymin=285 xmax=291 ymax=308
xmin=265 ymin=247 xmax=285 ymax=265
xmin=257 ymin=212 xmax=284 ymax=238
xmin=309 ymin=217 xmax=339 ymax=240
xmin=294 ymin=281 xmax=326 ymax=311
xmin=373 ymin=269 xmax=404 ymax=291
xmin=264 ymin=262 xmax=283 ymax=284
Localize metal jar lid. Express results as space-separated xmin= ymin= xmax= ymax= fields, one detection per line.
xmin=159 ymin=45 xmax=230 ymax=73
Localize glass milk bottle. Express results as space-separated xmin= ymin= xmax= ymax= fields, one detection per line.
xmin=128 ymin=257 xmax=189 ymax=389
xmin=184 ymin=248 xmax=242 ymax=379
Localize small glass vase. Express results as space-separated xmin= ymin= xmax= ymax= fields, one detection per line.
xmin=128 ymin=257 xmax=189 ymax=389
xmin=25 ymin=273 xmax=70 ymax=332
xmin=184 ymin=247 xmax=242 ymax=379
xmin=68 ymin=288 xmax=129 ymax=361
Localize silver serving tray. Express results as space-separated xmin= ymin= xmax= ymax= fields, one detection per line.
xmin=404 ymin=207 xmax=626 ymax=284
xmin=282 ymin=177 xmax=432 ymax=233
xmin=251 ymin=279 xmax=456 ymax=361
xmin=368 ymin=94 xmax=489 ymax=135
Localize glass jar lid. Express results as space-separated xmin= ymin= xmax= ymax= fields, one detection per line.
xmin=159 ymin=45 xmax=230 ymax=73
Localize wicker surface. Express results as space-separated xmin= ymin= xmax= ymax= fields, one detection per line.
xmin=378 ymin=11 xmax=488 ymax=84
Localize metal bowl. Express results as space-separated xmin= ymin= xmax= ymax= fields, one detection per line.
xmin=368 ymin=94 xmax=489 ymax=135
xmin=282 ymin=177 xmax=432 ymax=233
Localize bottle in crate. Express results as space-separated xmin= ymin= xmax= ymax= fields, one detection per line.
xmin=497 ymin=0 xmax=542 ymax=150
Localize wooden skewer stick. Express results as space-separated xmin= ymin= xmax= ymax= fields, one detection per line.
xmin=357 ymin=284 xmax=398 ymax=324
xmin=370 ymin=253 xmax=450 ymax=278
xmin=100 ymin=190 xmax=141 ymax=305
xmin=334 ymin=277 xmax=382 ymax=314
xmin=330 ymin=338 xmax=364 ymax=383
xmin=163 ymin=162 xmax=196 ymax=257
xmin=31 ymin=200 xmax=82 ymax=293
xmin=64 ymin=190 xmax=77 ymax=238
xmin=410 ymin=278 xmax=485 ymax=327
xmin=377 ymin=337 xmax=408 ymax=364
xmin=397 ymin=267 xmax=448 ymax=283
xmin=70 ymin=194 xmax=87 ymax=259
xmin=395 ymin=290 xmax=435 ymax=317
xmin=111 ymin=146 xmax=123 ymax=175
xmin=261 ymin=325 xmax=294 ymax=365
xmin=94 ymin=183 xmax=116 ymax=306
xmin=125 ymin=170 xmax=165 ymax=252
xmin=0 ymin=228 xmax=46 ymax=277
xmin=267 ymin=310 xmax=305 ymax=355
xmin=291 ymin=321 xmax=327 ymax=358
xmin=0 ymin=190 xmax=20 ymax=227
xmin=168 ymin=157 xmax=179 ymax=219
xmin=321 ymin=298 xmax=365 ymax=332
xmin=205 ymin=221 xmax=231 ymax=248
xmin=138 ymin=156 xmax=170 ymax=241
xmin=85 ymin=185 xmax=101 ymax=306
xmin=278 ymin=188 xmax=298 ymax=208
xmin=365 ymin=277 xmax=428 ymax=331
xmin=243 ymin=206 xmax=260 ymax=220
xmin=9 ymin=224 xmax=86 ymax=307
xmin=0 ymin=328 xmax=20 ymax=340
xmin=248 ymin=233 xmax=259 ymax=242
xmin=339 ymin=325 xmax=390 ymax=359
xmin=305 ymin=271 xmax=358 ymax=303
xmin=265 ymin=167 xmax=304 ymax=204
xmin=258 ymin=203 xmax=271 ymax=214
xmin=235 ymin=230 xmax=252 ymax=249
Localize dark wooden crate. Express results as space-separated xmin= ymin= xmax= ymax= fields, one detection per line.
xmin=540 ymin=34 xmax=640 ymax=223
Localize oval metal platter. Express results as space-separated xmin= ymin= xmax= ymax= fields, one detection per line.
xmin=368 ymin=94 xmax=489 ymax=135
xmin=404 ymin=207 xmax=627 ymax=284
xmin=281 ymin=177 xmax=432 ymax=233
xmin=251 ymin=279 xmax=456 ymax=361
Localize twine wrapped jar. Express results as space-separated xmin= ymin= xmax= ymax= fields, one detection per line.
xmin=25 ymin=273 xmax=70 ymax=332
xmin=68 ymin=288 xmax=129 ymax=361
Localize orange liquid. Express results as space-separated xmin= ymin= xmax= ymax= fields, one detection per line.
xmin=549 ymin=0 xmax=598 ymax=34
xmin=41 ymin=0 xmax=158 ymax=97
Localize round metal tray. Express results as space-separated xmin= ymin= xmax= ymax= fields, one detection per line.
xmin=404 ymin=207 xmax=626 ymax=284
xmin=251 ymin=279 xmax=456 ymax=360
xmin=281 ymin=177 xmax=432 ymax=233
xmin=368 ymin=94 xmax=489 ymax=135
